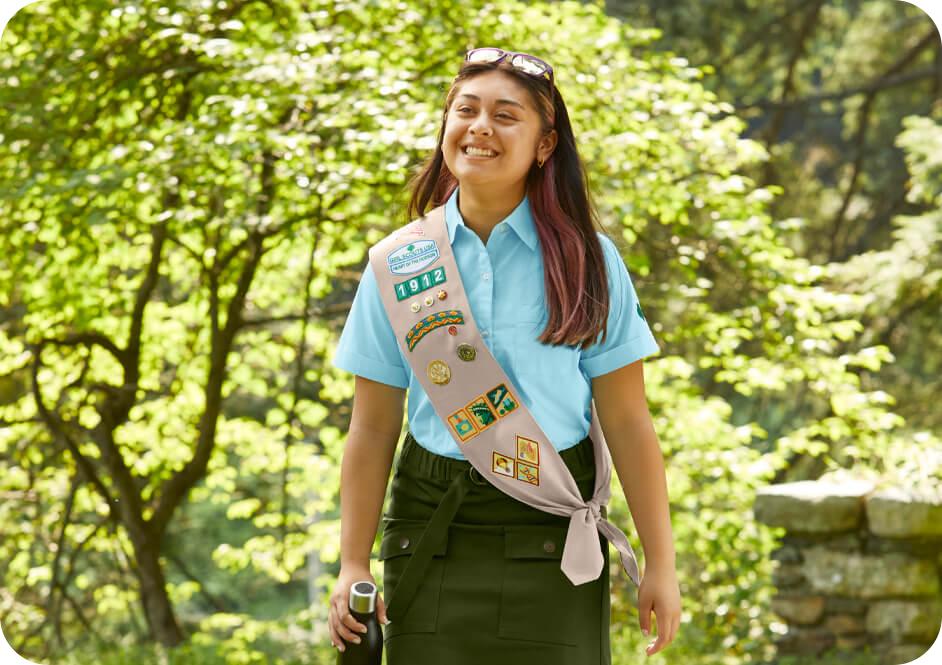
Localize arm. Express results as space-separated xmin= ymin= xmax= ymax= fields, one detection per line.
xmin=340 ymin=375 xmax=406 ymax=568
xmin=591 ymin=359 xmax=675 ymax=572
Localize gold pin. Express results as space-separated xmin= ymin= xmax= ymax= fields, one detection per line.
xmin=427 ymin=359 xmax=451 ymax=385
xmin=457 ymin=343 xmax=476 ymax=361
xmin=437 ymin=289 xmax=448 ymax=300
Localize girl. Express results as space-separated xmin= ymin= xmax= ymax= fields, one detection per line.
xmin=328 ymin=47 xmax=681 ymax=664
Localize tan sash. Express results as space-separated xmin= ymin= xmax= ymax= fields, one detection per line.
xmin=368 ymin=205 xmax=641 ymax=587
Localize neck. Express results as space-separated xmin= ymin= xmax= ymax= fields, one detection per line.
xmin=456 ymin=181 xmax=526 ymax=240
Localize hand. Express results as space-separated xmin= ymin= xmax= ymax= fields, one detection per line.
xmin=328 ymin=564 xmax=389 ymax=652
xmin=637 ymin=564 xmax=681 ymax=657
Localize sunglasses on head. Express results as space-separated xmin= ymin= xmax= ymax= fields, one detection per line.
xmin=464 ymin=47 xmax=555 ymax=90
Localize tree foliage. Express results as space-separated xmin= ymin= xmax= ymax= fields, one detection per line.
xmin=0 ymin=1 xmax=938 ymax=664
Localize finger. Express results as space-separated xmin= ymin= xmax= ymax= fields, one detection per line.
xmin=332 ymin=602 xmax=361 ymax=644
xmin=340 ymin=610 xmax=367 ymax=641
xmin=377 ymin=595 xmax=390 ymax=625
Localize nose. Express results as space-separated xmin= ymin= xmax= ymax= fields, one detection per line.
xmin=469 ymin=115 xmax=493 ymax=136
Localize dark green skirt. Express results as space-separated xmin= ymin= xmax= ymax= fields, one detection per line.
xmin=379 ymin=430 xmax=611 ymax=665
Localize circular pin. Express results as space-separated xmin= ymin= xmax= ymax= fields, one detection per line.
xmin=427 ymin=359 xmax=451 ymax=385
xmin=437 ymin=289 xmax=447 ymax=300
xmin=447 ymin=326 xmax=457 ymax=336
xmin=457 ymin=343 xmax=476 ymax=361
xmin=423 ymin=295 xmax=434 ymax=307
xmin=410 ymin=301 xmax=421 ymax=313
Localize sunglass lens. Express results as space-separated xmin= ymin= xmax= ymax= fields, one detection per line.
xmin=511 ymin=54 xmax=548 ymax=77
xmin=467 ymin=48 xmax=504 ymax=63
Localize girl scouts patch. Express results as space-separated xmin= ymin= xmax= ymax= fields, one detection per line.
xmin=448 ymin=408 xmax=477 ymax=441
xmin=492 ymin=451 xmax=515 ymax=477
xmin=516 ymin=436 xmax=540 ymax=465
xmin=486 ymin=383 xmax=518 ymax=416
xmin=516 ymin=461 xmax=539 ymax=486
xmin=387 ymin=240 xmax=439 ymax=275
xmin=406 ymin=310 xmax=464 ymax=351
xmin=465 ymin=395 xmax=497 ymax=431
xmin=394 ymin=266 xmax=446 ymax=302
xmin=456 ymin=343 xmax=476 ymax=361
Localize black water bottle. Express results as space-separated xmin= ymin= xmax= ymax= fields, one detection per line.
xmin=337 ymin=580 xmax=383 ymax=665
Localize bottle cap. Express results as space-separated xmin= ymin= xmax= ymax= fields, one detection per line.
xmin=348 ymin=580 xmax=377 ymax=613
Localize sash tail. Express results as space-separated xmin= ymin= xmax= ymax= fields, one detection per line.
xmin=561 ymin=505 xmax=641 ymax=588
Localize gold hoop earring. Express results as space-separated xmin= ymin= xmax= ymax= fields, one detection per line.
xmin=537 ymin=157 xmax=545 ymax=168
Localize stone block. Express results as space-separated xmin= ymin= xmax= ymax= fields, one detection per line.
xmin=867 ymin=487 xmax=942 ymax=538
xmin=772 ymin=561 xmax=805 ymax=588
xmin=802 ymin=546 xmax=939 ymax=597
xmin=773 ymin=625 xmax=836 ymax=656
xmin=825 ymin=613 xmax=866 ymax=634
xmin=771 ymin=594 xmax=826 ymax=624
xmin=879 ymin=643 xmax=933 ymax=665
xmin=866 ymin=599 xmax=942 ymax=642
xmin=755 ymin=479 xmax=876 ymax=532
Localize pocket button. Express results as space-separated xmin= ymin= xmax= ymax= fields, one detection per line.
xmin=399 ymin=536 xmax=410 ymax=549
xmin=543 ymin=540 xmax=556 ymax=553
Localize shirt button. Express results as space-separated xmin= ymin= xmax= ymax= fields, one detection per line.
xmin=481 ymin=330 xmax=489 ymax=338
xmin=543 ymin=540 xmax=556 ymax=554
xmin=482 ymin=272 xmax=491 ymax=280
xmin=500 ymin=225 xmax=508 ymax=233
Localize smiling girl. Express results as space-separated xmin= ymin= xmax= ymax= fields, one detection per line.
xmin=329 ymin=48 xmax=681 ymax=664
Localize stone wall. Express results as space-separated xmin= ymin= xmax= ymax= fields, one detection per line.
xmin=754 ymin=479 xmax=942 ymax=664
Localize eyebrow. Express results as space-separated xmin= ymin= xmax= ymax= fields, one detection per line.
xmin=456 ymin=93 xmax=526 ymax=110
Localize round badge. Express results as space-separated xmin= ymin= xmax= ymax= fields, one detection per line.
xmin=437 ymin=289 xmax=447 ymax=300
xmin=447 ymin=326 xmax=458 ymax=336
xmin=410 ymin=301 xmax=421 ymax=313
xmin=427 ymin=359 xmax=451 ymax=385
xmin=457 ymin=343 xmax=476 ymax=361
xmin=423 ymin=295 xmax=434 ymax=307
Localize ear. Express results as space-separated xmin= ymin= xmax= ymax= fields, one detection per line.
xmin=538 ymin=129 xmax=558 ymax=162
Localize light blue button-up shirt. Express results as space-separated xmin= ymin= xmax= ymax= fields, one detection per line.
xmin=331 ymin=186 xmax=660 ymax=460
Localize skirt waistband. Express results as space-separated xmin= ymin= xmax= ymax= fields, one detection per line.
xmin=398 ymin=429 xmax=597 ymax=482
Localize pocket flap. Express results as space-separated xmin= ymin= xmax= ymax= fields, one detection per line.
xmin=503 ymin=525 xmax=567 ymax=560
xmin=379 ymin=519 xmax=448 ymax=560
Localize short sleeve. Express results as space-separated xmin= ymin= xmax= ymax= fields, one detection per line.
xmin=330 ymin=260 xmax=410 ymax=389
xmin=579 ymin=234 xmax=660 ymax=378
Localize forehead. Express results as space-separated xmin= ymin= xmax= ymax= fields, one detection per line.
xmin=454 ymin=71 xmax=530 ymax=110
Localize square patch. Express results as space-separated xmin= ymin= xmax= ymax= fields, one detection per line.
xmin=516 ymin=436 xmax=540 ymax=466
xmin=492 ymin=451 xmax=515 ymax=478
xmin=465 ymin=395 xmax=497 ymax=432
xmin=486 ymin=383 xmax=518 ymax=417
xmin=516 ymin=462 xmax=539 ymax=486
xmin=447 ymin=408 xmax=478 ymax=442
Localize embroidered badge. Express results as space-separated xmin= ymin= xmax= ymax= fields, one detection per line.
xmin=427 ymin=359 xmax=451 ymax=385
xmin=492 ymin=451 xmax=515 ymax=478
xmin=486 ymin=383 xmax=518 ymax=417
xmin=406 ymin=310 xmax=465 ymax=351
xmin=457 ymin=343 xmax=476 ymax=361
xmin=636 ymin=302 xmax=646 ymax=321
xmin=387 ymin=240 xmax=440 ymax=276
xmin=516 ymin=461 xmax=540 ymax=486
xmin=394 ymin=267 xmax=446 ymax=302
xmin=410 ymin=301 xmax=421 ymax=313
xmin=447 ymin=408 xmax=478 ymax=442
xmin=465 ymin=395 xmax=497 ymax=431
xmin=437 ymin=289 xmax=447 ymax=301
xmin=516 ymin=436 xmax=540 ymax=465
xmin=447 ymin=325 xmax=458 ymax=336
xmin=423 ymin=295 xmax=434 ymax=307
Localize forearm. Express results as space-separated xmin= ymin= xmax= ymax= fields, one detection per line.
xmin=339 ymin=425 xmax=399 ymax=569
xmin=607 ymin=416 xmax=676 ymax=571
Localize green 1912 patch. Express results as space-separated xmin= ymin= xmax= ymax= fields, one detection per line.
xmin=394 ymin=266 xmax=446 ymax=301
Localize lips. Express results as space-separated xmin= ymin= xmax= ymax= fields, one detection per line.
xmin=462 ymin=145 xmax=499 ymax=158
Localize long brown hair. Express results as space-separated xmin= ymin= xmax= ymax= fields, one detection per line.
xmin=406 ymin=58 xmax=611 ymax=351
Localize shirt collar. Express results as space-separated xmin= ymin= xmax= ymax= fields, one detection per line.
xmin=444 ymin=186 xmax=538 ymax=252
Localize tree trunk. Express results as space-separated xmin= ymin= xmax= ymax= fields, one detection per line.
xmin=132 ymin=536 xmax=184 ymax=646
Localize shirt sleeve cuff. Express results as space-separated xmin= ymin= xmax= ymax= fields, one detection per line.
xmin=580 ymin=333 xmax=660 ymax=379
xmin=331 ymin=348 xmax=410 ymax=389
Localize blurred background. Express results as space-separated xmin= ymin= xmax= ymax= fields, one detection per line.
xmin=0 ymin=0 xmax=940 ymax=663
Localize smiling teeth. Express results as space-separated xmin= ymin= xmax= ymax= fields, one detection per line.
xmin=465 ymin=146 xmax=496 ymax=157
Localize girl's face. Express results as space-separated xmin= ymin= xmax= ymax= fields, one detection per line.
xmin=442 ymin=70 xmax=555 ymax=191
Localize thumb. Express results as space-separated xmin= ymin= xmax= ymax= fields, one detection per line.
xmin=638 ymin=597 xmax=652 ymax=637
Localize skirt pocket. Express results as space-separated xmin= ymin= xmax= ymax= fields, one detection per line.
xmin=379 ymin=518 xmax=448 ymax=638
xmin=497 ymin=524 xmax=583 ymax=646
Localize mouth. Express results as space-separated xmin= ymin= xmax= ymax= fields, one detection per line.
xmin=462 ymin=145 xmax=499 ymax=159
